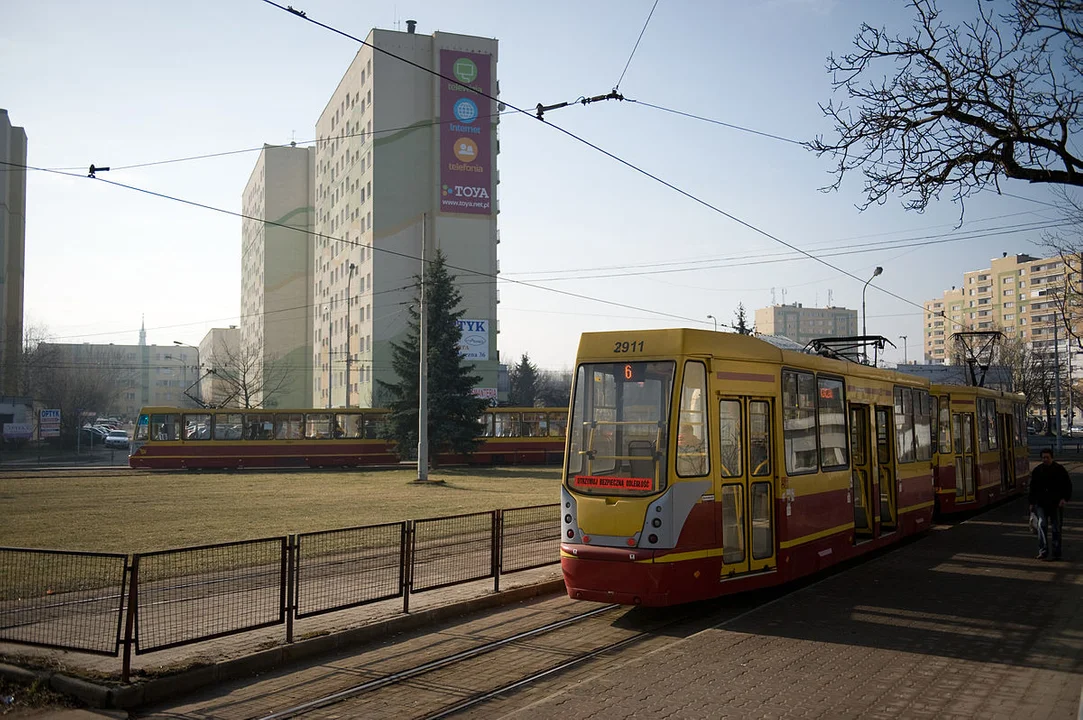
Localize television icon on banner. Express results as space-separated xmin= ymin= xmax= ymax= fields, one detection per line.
xmin=453 ymin=98 xmax=478 ymax=123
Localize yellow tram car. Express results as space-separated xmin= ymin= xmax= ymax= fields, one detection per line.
xmin=561 ymin=329 xmax=951 ymax=606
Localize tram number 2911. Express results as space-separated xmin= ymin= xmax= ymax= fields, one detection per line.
xmin=613 ymin=340 xmax=645 ymax=353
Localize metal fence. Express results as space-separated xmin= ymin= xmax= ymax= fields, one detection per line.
xmin=0 ymin=548 xmax=127 ymax=655
xmin=0 ymin=503 xmax=559 ymax=680
xmin=133 ymin=538 xmax=287 ymax=653
xmin=294 ymin=522 xmax=406 ymax=618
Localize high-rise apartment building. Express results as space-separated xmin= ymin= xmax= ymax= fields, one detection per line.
xmin=312 ymin=24 xmax=500 ymax=408
xmin=241 ymin=145 xmax=315 ymax=409
xmin=754 ymin=304 xmax=858 ymax=347
xmin=0 ymin=109 xmax=27 ymax=395
xmin=923 ymin=253 xmax=1075 ymax=363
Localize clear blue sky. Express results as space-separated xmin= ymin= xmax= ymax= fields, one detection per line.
xmin=2 ymin=0 xmax=1065 ymax=371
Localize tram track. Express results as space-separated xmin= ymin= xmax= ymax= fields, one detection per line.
xmin=253 ymin=602 xmax=625 ymax=720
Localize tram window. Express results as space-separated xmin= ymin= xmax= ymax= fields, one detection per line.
xmin=477 ymin=413 xmax=495 ymax=437
xmin=306 ymin=413 xmax=332 ymax=439
xmin=183 ymin=414 xmax=211 ymax=441
xmin=751 ymin=482 xmax=773 ymax=560
xmin=135 ymin=414 xmax=149 ymax=441
xmin=986 ymin=400 xmax=998 ymax=450
xmin=150 ymin=414 xmax=179 ymax=441
xmin=494 ymin=412 xmax=521 ymax=437
xmin=817 ymin=377 xmax=848 ymax=469
xmin=718 ymin=400 xmax=742 ymax=478
xmin=336 ymin=413 xmax=363 ymax=438
xmin=522 ymin=412 xmax=545 ymax=438
xmin=978 ymin=399 xmax=995 ymax=451
xmin=894 ymin=387 xmax=915 ymax=463
xmin=749 ymin=401 xmax=771 ymax=477
xmin=548 ymin=413 xmax=567 ymax=438
xmin=363 ymin=414 xmax=386 ymax=439
xmin=247 ymin=413 xmax=274 ymax=440
xmin=914 ymin=390 xmax=932 ymax=461
xmin=720 ymin=484 xmax=745 ymax=564
xmin=214 ymin=413 xmax=244 ymax=440
xmin=938 ymin=396 xmax=952 ymax=454
xmin=275 ymin=413 xmax=304 ymax=440
xmin=783 ymin=370 xmax=817 ymax=475
xmin=676 ymin=361 xmax=709 ymax=477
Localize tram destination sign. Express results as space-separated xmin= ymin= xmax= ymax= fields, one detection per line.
xmin=439 ymin=49 xmax=493 ymax=215
xmin=573 ymin=475 xmax=653 ymax=491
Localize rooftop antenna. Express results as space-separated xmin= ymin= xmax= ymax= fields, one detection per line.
xmin=827 ymin=289 xmax=833 ymax=307
xmin=781 ymin=288 xmax=788 ymax=305
xmin=770 ymin=287 xmax=776 ymax=305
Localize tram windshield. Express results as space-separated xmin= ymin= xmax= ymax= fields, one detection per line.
xmin=566 ymin=361 xmax=674 ymax=496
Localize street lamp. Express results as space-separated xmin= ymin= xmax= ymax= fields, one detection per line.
xmin=862 ymin=266 xmax=883 ymax=365
xmin=345 ymin=263 xmax=356 ymax=408
xmin=706 ymin=314 xmax=717 ymax=332
xmin=898 ymin=335 xmax=908 ymax=365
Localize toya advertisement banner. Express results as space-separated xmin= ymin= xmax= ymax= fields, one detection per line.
xmin=440 ymin=50 xmax=493 ymax=215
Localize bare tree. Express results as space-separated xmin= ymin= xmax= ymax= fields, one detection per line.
xmin=205 ymin=342 xmax=294 ymax=409
xmin=27 ymin=338 xmax=122 ymax=446
xmin=813 ymin=0 xmax=1083 ymax=214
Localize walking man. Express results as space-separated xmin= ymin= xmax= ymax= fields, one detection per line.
xmin=1029 ymin=449 xmax=1073 ymax=561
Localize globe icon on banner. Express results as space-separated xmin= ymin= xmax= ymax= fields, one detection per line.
xmin=453 ymin=98 xmax=478 ymax=123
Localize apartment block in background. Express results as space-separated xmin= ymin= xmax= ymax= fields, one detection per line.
xmin=754 ymin=304 xmax=858 ymax=347
xmin=0 ymin=109 xmax=27 ymax=395
xmin=312 ymin=22 xmax=500 ymax=408
xmin=240 ymin=145 xmax=315 ymax=409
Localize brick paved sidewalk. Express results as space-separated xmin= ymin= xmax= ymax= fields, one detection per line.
xmin=501 ymin=497 xmax=1083 ymax=720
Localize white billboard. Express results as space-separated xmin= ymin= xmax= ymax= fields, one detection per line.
xmin=457 ymin=319 xmax=489 ymax=361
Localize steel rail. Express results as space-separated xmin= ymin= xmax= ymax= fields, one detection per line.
xmin=254 ymin=603 xmax=622 ymax=720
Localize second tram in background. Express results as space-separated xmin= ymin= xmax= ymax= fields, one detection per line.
xmin=559 ymin=329 xmax=1028 ymax=607
xmin=128 ymin=406 xmax=567 ymax=469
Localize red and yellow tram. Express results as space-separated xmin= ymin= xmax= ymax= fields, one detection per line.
xmin=128 ymin=406 xmax=567 ymax=469
xmin=559 ymin=329 xmax=1027 ymax=607
xmin=929 ymin=384 xmax=1029 ymax=516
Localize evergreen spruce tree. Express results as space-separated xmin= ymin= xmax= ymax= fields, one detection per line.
xmin=378 ymin=250 xmax=488 ymax=465
xmin=508 ymin=353 xmax=539 ymax=407
xmin=734 ymin=303 xmax=753 ymax=335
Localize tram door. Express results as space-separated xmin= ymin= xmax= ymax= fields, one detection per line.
xmin=875 ymin=406 xmax=897 ymax=532
xmin=999 ymin=414 xmax=1016 ymax=491
xmin=849 ymin=405 xmax=874 ymax=541
xmin=952 ymin=412 xmax=976 ymax=502
xmin=717 ymin=397 xmax=776 ymax=578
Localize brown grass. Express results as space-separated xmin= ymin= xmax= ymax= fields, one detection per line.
xmin=0 ymin=466 xmax=563 ymax=554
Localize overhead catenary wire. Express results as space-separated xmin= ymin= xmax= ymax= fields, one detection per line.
xmin=614 ymin=0 xmax=661 ymax=92
xmin=258 ymin=1 xmax=948 ymax=321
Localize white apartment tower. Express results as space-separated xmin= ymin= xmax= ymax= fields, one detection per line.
xmin=313 ymin=23 xmax=500 ymax=408
xmin=0 ymin=110 xmax=27 ymax=395
xmin=241 ymin=145 xmax=315 ymax=408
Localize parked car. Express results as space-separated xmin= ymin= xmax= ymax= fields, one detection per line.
xmin=104 ymin=430 xmax=130 ymax=449
xmin=81 ymin=425 xmax=109 ymax=443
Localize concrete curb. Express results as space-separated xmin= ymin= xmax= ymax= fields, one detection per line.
xmin=0 ymin=579 xmax=566 ymax=710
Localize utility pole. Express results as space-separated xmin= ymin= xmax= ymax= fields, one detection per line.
xmin=899 ymin=335 xmax=908 ymax=364
xmin=327 ymin=298 xmax=333 ymax=409
xmin=417 ymin=214 xmax=429 ymax=481
xmin=1055 ymin=319 xmax=1063 ymax=453
xmin=345 ymin=263 xmax=356 ymax=408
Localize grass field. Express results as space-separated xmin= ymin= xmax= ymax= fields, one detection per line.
xmin=0 ymin=466 xmax=563 ymax=554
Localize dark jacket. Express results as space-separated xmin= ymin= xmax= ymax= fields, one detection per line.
xmin=1029 ymin=461 xmax=1073 ymax=512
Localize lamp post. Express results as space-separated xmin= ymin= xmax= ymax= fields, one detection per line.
xmin=862 ymin=266 xmax=883 ymax=363
xmin=707 ymin=314 xmax=717 ymax=332
xmin=898 ymin=335 xmax=907 ymax=365
xmin=173 ymin=341 xmax=201 ymax=406
xmin=345 ymin=263 xmax=356 ymax=408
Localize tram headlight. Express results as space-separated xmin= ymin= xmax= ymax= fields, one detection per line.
xmin=565 ymin=514 xmax=572 ymax=524
xmin=566 ymin=529 xmax=574 ymax=538
xmin=651 ymin=518 xmax=662 ymax=528
xmin=648 ymin=534 xmax=658 ymax=544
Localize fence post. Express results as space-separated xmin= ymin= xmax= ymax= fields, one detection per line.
xmin=285 ymin=534 xmax=295 ymax=644
xmin=121 ymin=556 xmax=139 ymax=684
xmin=493 ymin=510 xmax=502 ymax=593
xmin=402 ymin=520 xmax=413 ymax=614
